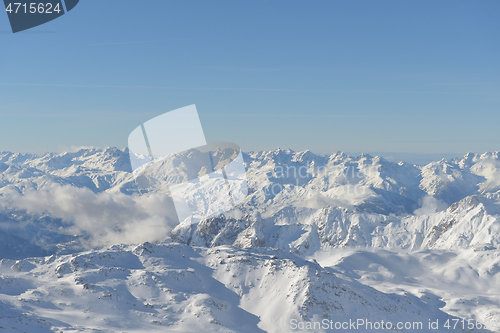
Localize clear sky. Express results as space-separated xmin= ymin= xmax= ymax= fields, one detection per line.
xmin=1 ymin=0 xmax=499 ymax=156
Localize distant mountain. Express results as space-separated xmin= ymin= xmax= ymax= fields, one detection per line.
xmin=2 ymin=147 xmax=500 ymax=255
xmin=2 ymin=147 xmax=500 ymax=211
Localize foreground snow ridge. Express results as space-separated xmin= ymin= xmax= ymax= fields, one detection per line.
xmin=0 ymin=242 xmax=491 ymax=333
xmin=0 ymin=148 xmax=499 ymax=332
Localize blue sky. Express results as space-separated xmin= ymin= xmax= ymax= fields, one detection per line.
xmin=1 ymin=0 xmax=499 ymax=157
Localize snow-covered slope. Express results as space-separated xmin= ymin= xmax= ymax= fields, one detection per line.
xmin=315 ymin=248 xmax=500 ymax=332
xmin=0 ymin=242 xmax=491 ymax=332
xmin=171 ymin=193 xmax=500 ymax=256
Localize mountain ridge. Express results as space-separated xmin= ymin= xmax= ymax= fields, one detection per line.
xmin=1 ymin=148 xmax=500 ymax=331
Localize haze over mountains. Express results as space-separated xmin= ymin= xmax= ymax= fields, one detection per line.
xmin=0 ymin=147 xmax=499 ymax=332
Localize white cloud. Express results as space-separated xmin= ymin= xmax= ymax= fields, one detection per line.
xmin=56 ymin=145 xmax=101 ymax=153
xmin=4 ymin=184 xmax=178 ymax=247
xmin=471 ymin=158 xmax=500 ymax=193
xmin=413 ymin=195 xmax=448 ymax=216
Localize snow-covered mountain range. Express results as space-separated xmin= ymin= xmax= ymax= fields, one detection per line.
xmin=1 ymin=148 xmax=499 ymax=332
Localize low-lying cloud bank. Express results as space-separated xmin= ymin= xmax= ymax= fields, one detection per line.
xmin=413 ymin=195 xmax=448 ymax=216
xmin=1 ymin=184 xmax=179 ymax=247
